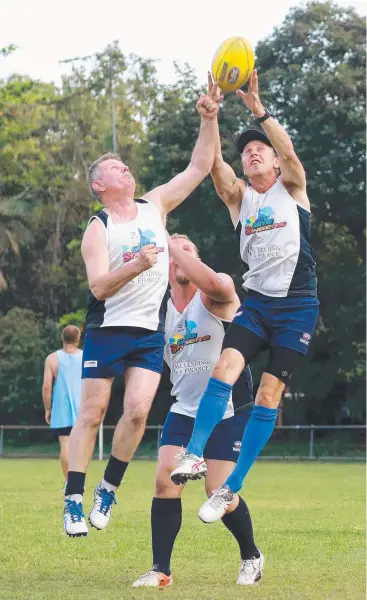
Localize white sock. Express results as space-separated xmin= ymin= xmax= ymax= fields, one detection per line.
xmin=101 ymin=479 xmax=117 ymax=493
xmin=66 ymin=493 xmax=83 ymax=503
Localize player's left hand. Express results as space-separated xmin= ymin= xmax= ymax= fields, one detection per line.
xmin=236 ymin=69 xmax=265 ymax=118
xmin=45 ymin=410 xmax=51 ymax=425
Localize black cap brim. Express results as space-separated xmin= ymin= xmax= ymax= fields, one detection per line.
xmin=236 ymin=129 xmax=273 ymax=154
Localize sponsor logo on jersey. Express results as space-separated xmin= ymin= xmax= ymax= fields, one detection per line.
xmin=233 ymin=440 xmax=241 ymax=452
xmin=121 ymin=228 xmax=164 ymax=262
xmin=300 ymin=332 xmax=311 ymax=345
xmin=169 ymin=320 xmax=211 ymax=355
xmin=245 ymin=206 xmax=286 ymax=235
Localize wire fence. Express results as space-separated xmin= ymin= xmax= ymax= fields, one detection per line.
xmin=0 ymin=424 xmax=365 ymax=461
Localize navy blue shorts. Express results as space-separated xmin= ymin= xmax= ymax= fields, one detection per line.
xmin=160 ymin=407 xmax=253 ymax=462
xmin=232 ymin=292 xmax=319 ymax=355
xmin=82 ymin=327 xmax=165 ymax=379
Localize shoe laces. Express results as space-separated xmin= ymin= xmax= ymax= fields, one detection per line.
xmin=65 ymin=499 xmax=85 ymax=523
xmin=96 ymin=487 xmax=117 ymax=515
xmin=209 ymin=487 xmax=233 ymax=509
xmin=174 ymin=446 xmax=189 ymax=461
xmin=240 ymin=556 xmax=259 ymax=575
xmin=138 ymin=570 xmax=160 ymax=583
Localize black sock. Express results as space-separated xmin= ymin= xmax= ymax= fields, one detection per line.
xmin=103 ymin=455 xmax=129 ymax=488
xmin=65 ymin=471 xmax=86 ymax=497
xmin=151 ymin=497 xmax=182 ymax=576
xmin=221 ymin=496 xmax=260 ymax=560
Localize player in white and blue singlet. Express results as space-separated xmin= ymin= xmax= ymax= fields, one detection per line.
xmin=42 ymin=326 xmax=82 ymax=483
xmin=63 ymin=86 xmax=222 ymax=536
xmin=133 ymin=234 xmax=263 ymax=589
xmin=172 ymin=71 xmax=320 ymax=523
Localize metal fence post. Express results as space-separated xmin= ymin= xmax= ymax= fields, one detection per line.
xmin=98 ymin=423 xmax=104 ymax=461
xmin=309 ymin=425 xmax=314 ymax=459
xmin=0 ymin=426 xmax=3 ymax=456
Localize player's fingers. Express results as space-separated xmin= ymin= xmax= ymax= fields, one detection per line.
xmin=207 ymin=71 xmax=213 ymax=92
xmin=236 ymin=89 xmax=246 ymax=100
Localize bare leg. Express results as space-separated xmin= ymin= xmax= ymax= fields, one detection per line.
xmin=111 ymin=367 xmax=161 ymax=462
xmin=58 ymin=436 xmax=70 ymax=480
xmin=68 ymin=378 xmax=112 ymax=473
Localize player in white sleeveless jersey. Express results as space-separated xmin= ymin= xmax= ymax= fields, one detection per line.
xmin=133 ymin=234 xmax=263 ymax=589
xmin=63 ymin=86 xmax=222 ymax=537
xmin=172 ymin=72 xmax=320 ymax=523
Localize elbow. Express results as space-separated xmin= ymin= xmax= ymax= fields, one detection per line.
xmin=90 ymin=283 xmax=106 ymax=301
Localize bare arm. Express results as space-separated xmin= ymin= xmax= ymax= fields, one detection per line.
xmin=168 ymin=237 xmax=237 ymax=304
xmin=237 ymin=70 xmax=309 ymax=208
xmin=211 ymin=115 xmax=245 ymax=226
xmin=42 ymin=354 xmax=57 ymax=424
xmin=145 ymin=90 xmax=220 ymax=216
xmin=81 ymin=220 xmax=158 ymax=301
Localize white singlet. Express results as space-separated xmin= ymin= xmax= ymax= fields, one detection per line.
xmin=236 ymin=179 xmax=317 ymax=298
xmin=86 ymin=199 xmax=168 ymax=330
xmin=164 ymin=290 xmax=234 ymax=419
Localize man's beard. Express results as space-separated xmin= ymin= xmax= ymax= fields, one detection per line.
xmin=176 ymin=275 xmax=190 ymax=285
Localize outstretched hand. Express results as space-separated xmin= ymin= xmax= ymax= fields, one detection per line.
xmin=196 ymin=72 xmax=223 ymax=120
xmin=236 ymin=70 xmax=265 ymax=117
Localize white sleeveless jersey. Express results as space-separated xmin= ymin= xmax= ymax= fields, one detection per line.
xmin=86 ymin=199 xmax=169 ymax=330
xmin=164 ymin=291 xmax=234 ymax=419
xmin=236 ymin=179 xmax=317 ymax=297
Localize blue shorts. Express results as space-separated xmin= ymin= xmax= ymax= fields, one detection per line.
xmin=160 ymin=407 xmax=253 ymax=462
xmin=82 ymin=327 xmax=165 ymax=379
xmin=232 ymin=291 xmax=319 ymax=355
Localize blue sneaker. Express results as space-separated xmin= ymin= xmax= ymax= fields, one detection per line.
xmin=63 ymin=498 xmax=88 ymax=537
xmin=89 ymin=484 xmax=117 ymax=530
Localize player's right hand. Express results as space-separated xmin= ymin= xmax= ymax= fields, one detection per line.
xmin=136 ymin=244 xmax=158 ymax=271
xmin=45 ymin=410 xmax=51 ymax=425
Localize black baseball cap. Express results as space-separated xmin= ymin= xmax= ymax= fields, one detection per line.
xmin=236 ymin=128 xmax=273 ymax=154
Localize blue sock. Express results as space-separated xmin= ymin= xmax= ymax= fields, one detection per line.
xmin=186 ymin=377 xmax=232 ymax=457
xmin=225 ymin=405 xmax=278 ymax=493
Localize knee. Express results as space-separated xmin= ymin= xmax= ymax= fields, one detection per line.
xmin=124 ymin=406 xmax=148 ymax=430
xmin=212 ymin=357 xmax=231 ymax=382
xmin=256 ymin=387 xmax=277 ymax=408
xmin=78 ymin=406 xmax=104 ymax=430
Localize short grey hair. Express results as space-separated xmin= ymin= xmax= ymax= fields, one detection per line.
xmin=87 ymin=153 xmax=122 ymax=199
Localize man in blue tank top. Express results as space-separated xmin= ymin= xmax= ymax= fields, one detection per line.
xmin=42 ymin=326 xmax=82 ymax=483
xmin=172 ymin=72 xmax=319 ymax=523
xmin=63 ymin=86 xmax=223 ymax=537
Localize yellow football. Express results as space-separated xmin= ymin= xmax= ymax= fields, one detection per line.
xmin=211 ymin=36 xmax=255 ymax=94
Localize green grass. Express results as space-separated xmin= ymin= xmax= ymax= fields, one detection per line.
xmin=0 ymin=460 xmax=365 ymax=600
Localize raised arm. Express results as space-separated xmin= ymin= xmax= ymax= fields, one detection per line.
xmin=81 ymin=220 xmax=158 ymax=301
xmin=168 ymin=236 xmax=237 ymax=304
xmin=236 ymin=70 xmax=309 ymax=208
xmin=145 ymin=87 xmax=220 ymax=216
xmin=42 ymin=353 xmax=57 ymax=425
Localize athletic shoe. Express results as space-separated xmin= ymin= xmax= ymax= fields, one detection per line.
xmin=132 ymin=570 xmax=173 ymax=588
xmin=198 ymin=485 xmax=234 ymax=523
xmin=236 ymin=552 xmax=265 ymax=585
xmin=89 ymin=483 xmax=117 ymax=530
xmin=63 ymin=498 xmax=88 ymax=537
xmin=170 ymin=448 xmax=207 ymax=485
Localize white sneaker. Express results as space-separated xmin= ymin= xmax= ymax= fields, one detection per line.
xmin=132 ymin=570 xmax=173 ymax=588
xmin=63 ymin=498 xmax=88 ymax=537
xmin=198 ymin=485 xmax=234 ymax=523
xmin=89 ymin=483 xmax=117 ymax=530
xmin=170 ymin=449 xmax=207 ymax=485
xmin=236 ymin=552 xmax=264 ymax=585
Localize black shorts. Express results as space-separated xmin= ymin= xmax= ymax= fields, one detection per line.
xmin=51 ymin=426 xmax=72 ymax=437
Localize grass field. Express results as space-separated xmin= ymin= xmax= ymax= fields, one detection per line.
xmin=0 ymin=460 xmax=365 ymax=600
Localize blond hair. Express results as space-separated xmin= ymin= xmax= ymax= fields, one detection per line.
xmin=61 ymin=325 xmax=81 ymax=345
